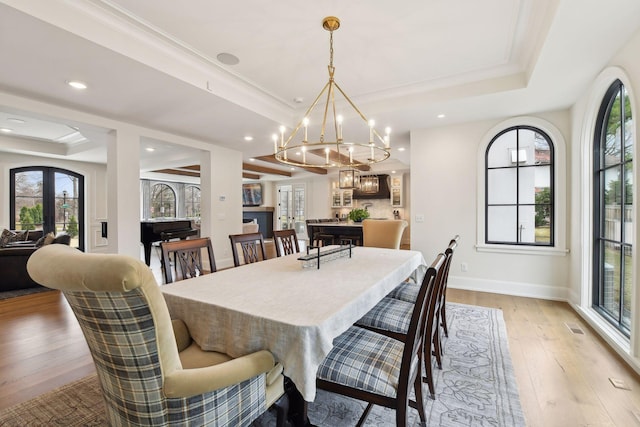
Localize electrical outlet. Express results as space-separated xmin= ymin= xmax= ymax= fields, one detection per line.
xmin=461 ymin=262 xmax=468 ymax=272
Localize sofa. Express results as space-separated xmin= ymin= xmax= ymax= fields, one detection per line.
xmin=0 ymin=230 xmax=70 ymax=292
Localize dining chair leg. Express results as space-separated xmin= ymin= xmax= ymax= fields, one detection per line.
xmin=441 ymin=304 xmax=449 ymax=337
xmin=433 ymin=312 xmax=443 ymax=369
xmin=413 ymin=365 xmax=427 ymax=423
xmin=433 ymin=334 xmax=443 ymax=370
xmin=274 ymin=393 xmax=290 ymax=427
xmin=355 ymin=403 xmax=374 ymax=427
xmin=423 ymin=345 xmax=436 ymax=400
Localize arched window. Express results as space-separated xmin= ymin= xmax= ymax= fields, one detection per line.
xmin=150 ymin=183 xmax=176 ymax=218
xmin=185 ymin=185 xmax=201 ymax=218
xmin=485 ymin=126 xmax=554 ymax=246
xmin=593 ymin=79 xmax=634 ymax=335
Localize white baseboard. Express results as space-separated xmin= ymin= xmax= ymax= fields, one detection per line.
xmin=448 ymin=275 xmax=569 ymax=301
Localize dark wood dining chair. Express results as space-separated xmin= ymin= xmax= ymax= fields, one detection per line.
xmin=160 ymin=237 xmax=216 ymax=284
xmin=433 ymin=235 xmax=459 ymax=364
xmin=355 ymin=252 xmax=448 ymax=400
xmin=228 ymin=232 xmax=267 ymax=267
xmin=316 ymin=254 xmax=444 ymax=425
xmin=272 ymin=229 xmax=300 ymax=257
xmin=385 ymin=235 xmax=459 ymax=369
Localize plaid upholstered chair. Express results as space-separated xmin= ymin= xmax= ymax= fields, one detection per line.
xmin=355 ymin=252 xmax=448 ymax=400
xmin=316 ymin=254 xmax=445 ymax=425
xmin=27 ymin=244 xmax=287 ymax=426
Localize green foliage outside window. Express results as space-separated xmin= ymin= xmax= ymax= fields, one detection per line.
xmin=19 ymin=204 xmax=43 ymax=230
xmin=67 ymin=216 xmax=79 ymax=238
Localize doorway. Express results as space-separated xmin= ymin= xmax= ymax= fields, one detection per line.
xmin=277 ymin=184 xmax=306 ymax=239
xmin=10 ymin=167 xmax=84 ymax=250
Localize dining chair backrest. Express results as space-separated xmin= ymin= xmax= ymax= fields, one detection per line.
xmin=272 ymin=229 xmax=300 ymax=257
xmin=438 ymin=234 xmax=460 ymax=338
xmin=160 ymin=237 xmax=216 ymax=284
xmin=362 ymin=219 xmax=408 ymax=249
xmin=229 ymin=232 xmax=267 ymax=267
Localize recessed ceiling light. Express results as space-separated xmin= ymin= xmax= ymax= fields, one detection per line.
xmin=7 ymin=118 xmax=25 ymax=124
xmin=216 ymin=52 xmax=239 ymax=65
xmin=145 ymin=147 xmax=155 ymax=152
xmin=249 ymin=158 xmax=256 ymax=162
xmin=67 ymin=81 xmax=88 ymax=90
xmin=391 ymin=170 xmax=396 ymax=174
xmin=397 ymin=147 xmax=406 ymax=152
xmin=244 ymin=136 xmax=254 ymax=141
xmin=293 ymin=97 xmax=304 ymax=104
xmin=290 ymin=167 xmax=295 ymax=171
xmin=437 ymin=113 xmax=446 ymax=119
xmin=0 ymin=128 xmax=13 ymax=133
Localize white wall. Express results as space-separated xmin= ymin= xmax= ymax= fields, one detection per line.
xmin=410 ymin=110 xmax=571 ymax=301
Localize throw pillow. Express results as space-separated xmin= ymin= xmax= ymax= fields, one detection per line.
xmin=42 ymin=232 xmax=56 ymax=246
xmin=35 ymin=235 xmax=47 ymax=247
xmin=14 ymin=230 xmax=28 ymax=241
xmin=0 ymin=229 xmax=17 ymax=247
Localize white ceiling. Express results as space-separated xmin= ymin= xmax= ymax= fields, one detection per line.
xmin=1 ymin=0 xmax=640 ymax=178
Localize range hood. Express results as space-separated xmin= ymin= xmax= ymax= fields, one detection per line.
xmin=353 ymin=174 xmax=391 ymax=200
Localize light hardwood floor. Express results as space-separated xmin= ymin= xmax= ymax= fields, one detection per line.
xmin=2 ymin=266 xmax=640 ymax=425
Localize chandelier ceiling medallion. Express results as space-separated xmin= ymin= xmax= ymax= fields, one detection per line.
xmin=273 ymin=16 xmax=391 ymax=181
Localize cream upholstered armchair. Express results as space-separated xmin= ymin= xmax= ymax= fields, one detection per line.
xmin=362 ymin=219 xmax=408 ymax=249
xmin=27 ymin=244 xmax=287 ymax=426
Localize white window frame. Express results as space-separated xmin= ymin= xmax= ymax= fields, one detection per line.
xmin=576 ymin=67 xmax=638 ymax=358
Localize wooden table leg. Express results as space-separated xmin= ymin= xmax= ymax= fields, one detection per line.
xmin=285 ymin=377 xmax=315 ymax=426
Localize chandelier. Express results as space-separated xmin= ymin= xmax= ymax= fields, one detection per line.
xmin=273 ymin=16 xmax=391 ymax=176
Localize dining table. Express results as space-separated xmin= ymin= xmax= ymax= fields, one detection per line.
xmin=161 ymin=245 xmax=426 ymax=404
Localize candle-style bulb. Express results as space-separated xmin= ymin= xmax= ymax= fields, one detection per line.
xmin=303 ymin=117 xmax=309 ymax=142
xmin=368 ymin=119 xmax=375 ymax=143
xmin=272 ymin=134 xmax=278 ymax=154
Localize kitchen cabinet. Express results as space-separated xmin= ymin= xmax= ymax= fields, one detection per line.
xmin=331 ymin=188 xmax=353 ymax=208
xmin=390 ymin=174 xmax=403 ymax=207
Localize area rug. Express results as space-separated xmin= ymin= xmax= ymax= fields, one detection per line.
xmin=0 ymin=286 xmax=53 ymax=301
xmin=0 ymin=303 xmax=525 ymax=426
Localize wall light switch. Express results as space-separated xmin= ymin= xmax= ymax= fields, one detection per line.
xmin=415 ymin=214 xmax=425 ymax=223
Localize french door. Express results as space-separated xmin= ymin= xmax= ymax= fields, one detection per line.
xmin=277 ymin=184 xmax=306 ymax=237
xmin=10 ymin=167 xmax=84 ymax=250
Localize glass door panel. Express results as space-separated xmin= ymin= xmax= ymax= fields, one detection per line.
xmin=55 ymin=171 xmax=81 ymax=248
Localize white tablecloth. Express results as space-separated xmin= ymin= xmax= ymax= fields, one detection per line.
xmin=161 ymin=246 xmax=425 ymax=401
